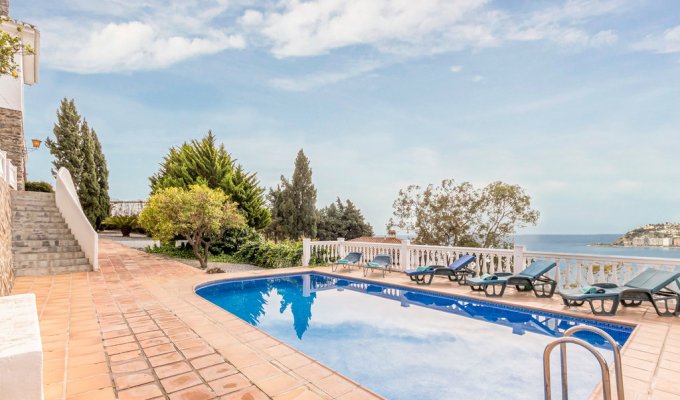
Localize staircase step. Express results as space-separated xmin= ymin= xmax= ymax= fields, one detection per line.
xmin=13 ymin=238 xmax=79 ymax=247
xmin=13 ymin=258 xmax=91 ymax=270
xmin=13 ymin=245 xmax=82 ymax=255
xmin=10 ymin=190 xmax=93 ymax=276
xmin=11 ymin=196 xmax=57 ymax=203
xmin=12 ymin=205 xmax=60 ymax=212
xmin=13 ymin=251 xmax=86 ymax=261
xmin=15 ymin=264 xmax=92 ymax=276
xmin=12 ymin=192 xmax=55 ymax=201
xmin=12 ymin=230 xmax=73 ymax=239
xmin=12 ymin=222 xmax=70 ymax=229
xmin=13 ymin=217 xmax=67 ymax=224
xmin=13 ymin=210 xmax=63 ymax=217
xmin=12 ymin=191 xmax=55 ymax=198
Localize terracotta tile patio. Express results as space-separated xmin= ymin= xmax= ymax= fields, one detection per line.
xmin=11 ymin=239 xmax=680 ymax=400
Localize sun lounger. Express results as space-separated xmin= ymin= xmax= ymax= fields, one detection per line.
xmin=403 ymin=255 xmax=477 ymax=285
xmin=363 ymin=254 xmax=392 ymax=277
xmin=332 ymin=252 xmax=362 ymax=272
xmin=465 ymin=260 xmax=557 ymax=298
xmin=559 ymin=268 xmax=680 ymax=316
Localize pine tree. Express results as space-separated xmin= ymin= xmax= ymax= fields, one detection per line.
xmin=46 ymin=98 xmax=82 ymax=182
xmin=317 ymin=198 xmax=373 ymax=240
xmin=91 ymin=128 xmax=110 ymax=227
xmin=77 ymin=121 xmax=100 ymax=227
xmin=266 ymin=149 xmax=317 ymax=240
xmin=150 ymin=131 xmax=271 ymax=229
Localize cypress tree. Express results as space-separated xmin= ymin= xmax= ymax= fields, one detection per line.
xmin=150 ymin=131 xmax=271 ymax=229
xmin=289 ymin=149 xmax=317 ymax=238
xmin=46 ymin=98 xmax=82 ymax=182
xmin=266 ymin=181 xmax=289 ymax=241
xmin=266 ymin=149 xmax=317 ymax=239
xmin=77 ymin=121 xmax=100 ymax=227
xmin=91 ymin=129 xmax=110 ymax=227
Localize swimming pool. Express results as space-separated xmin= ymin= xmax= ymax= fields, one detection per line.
xmin=196 ymin=273 xmax=633 ymax=399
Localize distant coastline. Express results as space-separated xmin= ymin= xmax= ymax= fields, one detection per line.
xmin=605 ymin=223 xmax=680 ymax=249
xmin=513 ymin=234 xmax=680 ymax=259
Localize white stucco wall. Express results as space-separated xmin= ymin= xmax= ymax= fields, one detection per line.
xmin=0 ymin=293 xmax=43 ymax=400
xmin=0 ymin=54 xmax=23 ymax=111
xmin=0 ymin=20 xmax=40 ymax=111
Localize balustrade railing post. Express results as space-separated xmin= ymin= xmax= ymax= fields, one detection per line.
xmin=400 ymin=239 xmax=411 ymax=271
xmin=514 ymin=245 xmax=526 ymax=274
xmin=337 ymin=238 xmax=345 ymax=260
xmin=302 ymin=238 xmax=311 ymax=267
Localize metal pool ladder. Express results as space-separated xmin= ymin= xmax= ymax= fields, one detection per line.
xmin=543 ymin=326 xmax=624 ymax=400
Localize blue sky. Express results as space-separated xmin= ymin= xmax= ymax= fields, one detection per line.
xmin=13 ymin=0 xmax=680 ymax=235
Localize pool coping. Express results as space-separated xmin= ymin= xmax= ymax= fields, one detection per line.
xmin=190 ymin=267 xmax=665 ymax=400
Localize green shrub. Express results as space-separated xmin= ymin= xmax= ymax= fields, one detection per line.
xmin=138 ymin=185 xmax=245 ymax=269
xmin=145 ymin=236 xmax=302 ymax=270
xmin=211 ymin=226 xmax=262 ymax=255
xmin=146 ymin=243 xmax=240 ymax=263
xmin=103 ymin=214 xmax=138 ymax=237
xmin=233 ymin=239 xmax=302 ymax=269
xmin=25 ymin=181 xmax=53 ymax=193
xmin=309 ymin=246 xmax=331 ymax=266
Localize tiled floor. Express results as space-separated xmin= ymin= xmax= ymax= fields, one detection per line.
xmin=11 ymin=240 xmax=680 ymax=400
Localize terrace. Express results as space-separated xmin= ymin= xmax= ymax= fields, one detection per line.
xmin=7 ymin=238 xmax=680 ymax=400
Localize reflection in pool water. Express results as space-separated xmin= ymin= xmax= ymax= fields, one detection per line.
xmin=197 ymin=273 xmax=633 ymax=400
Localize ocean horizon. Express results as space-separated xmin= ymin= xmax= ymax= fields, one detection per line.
xmin=514 ymin=234 xmax=680 ymax=259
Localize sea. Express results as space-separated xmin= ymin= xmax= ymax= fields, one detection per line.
xmin=514 ymin=234 xmax=680 ymax=259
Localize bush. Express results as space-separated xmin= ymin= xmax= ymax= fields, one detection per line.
xmin=233 ymin=239 xmax=302 ymax=269
xmin=103 ymin=215 xmax=138 ymax=236
xmin=146 ymin=243 xmax=240 ymax=263
xmin=210 ymin=226 xmax=262 ymax=255
xmin=139 ymin=185 xmax=245 ymax=268
xmin=25 ymin=181 xmax=53 ymax=193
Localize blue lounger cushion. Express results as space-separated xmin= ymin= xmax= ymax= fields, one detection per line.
xmin=404 ymin=255 xmax=476 ymax=276
xmin=365 ymin=254 xmax=391 ymax=269
xmin=581 ymin=286 xmax=606 ymax=294
xmin=335 ymin=259 xmax=350 ymax=264
xmin=466 ymin=275 xmax=510 ymax=285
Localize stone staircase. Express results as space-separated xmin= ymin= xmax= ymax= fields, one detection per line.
xmin=11 ymin=191 xmax=92 ymax=276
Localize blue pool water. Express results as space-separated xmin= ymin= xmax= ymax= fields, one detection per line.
xmin=196 ymin=273 xmax=633 ymax=400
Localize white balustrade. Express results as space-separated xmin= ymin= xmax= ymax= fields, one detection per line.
xmin=0 ymin=150 xmax=6 ymax=181
xmin=55 ymin=167 xmax=99 ymax=270
xmin=305 ymin=239 xmax=680 ymax=289
xmin=0 ymin=149 xmax=18 ymax=189
xmin=8 ymin=162 xmax=17 ymax=189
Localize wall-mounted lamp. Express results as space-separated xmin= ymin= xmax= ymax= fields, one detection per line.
xmin=27 ymin=138 xmax=41 ymax=153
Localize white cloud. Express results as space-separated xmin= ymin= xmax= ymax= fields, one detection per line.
xmin=36 ymin=0 xmax=627 ymax=74
xmin=253 ymin=0 xmax=496 ymax=58
xmin=472 ymin=75 xmax=484 ymax=82
xmin=634 ymin=25 xmax=680 ymax=54
xmin=450 ymin=65 xmax=463 ymax=73
xmin=249 ymin=0 xmax=623 ymax=58
xmin=590 ymin=30 xmax=618 ymax=46
xmin=36 ymin=0 xmax=246 ymax=73
xmin=505 ymin=0 xmax=625 ymax=46
xmin=270 ymin=62 xmax=381 ymax=91
xmin=239 ymin=9 xmax=264 ymax=27
xmin=44 ymin=21 xmax=245 ymax=73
